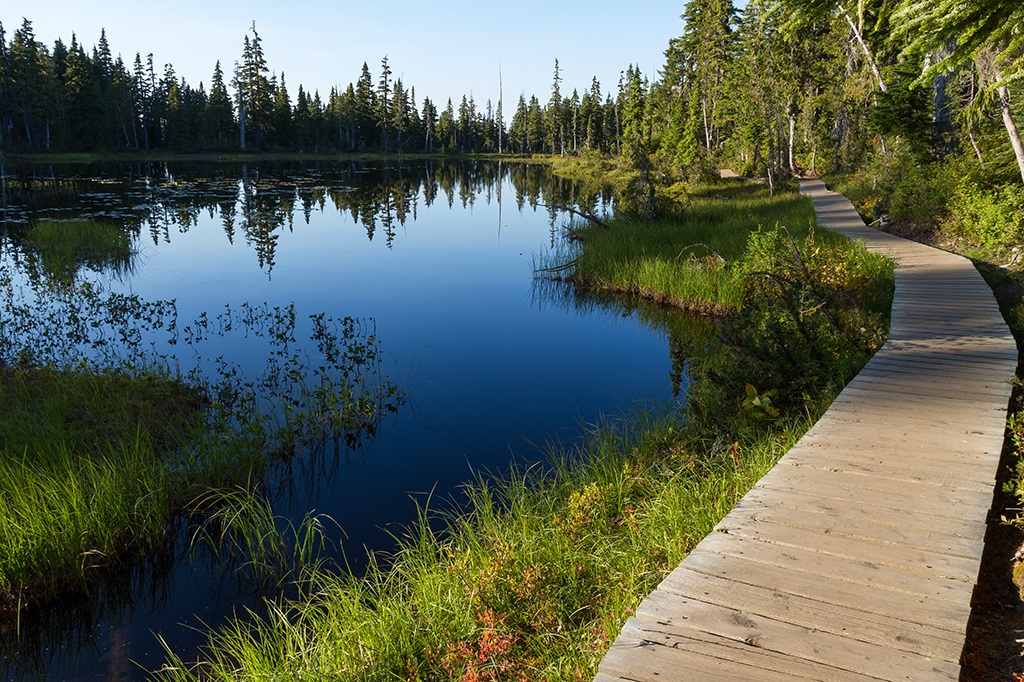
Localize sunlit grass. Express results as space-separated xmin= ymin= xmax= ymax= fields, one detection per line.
xmin=0 ymin=366 xmax=198 ymax=608
xmin=537 ymin=179 xmax=832 ymax=315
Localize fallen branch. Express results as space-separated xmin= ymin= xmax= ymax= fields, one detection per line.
xmin=544 ymin=204 xmax=611 ymax=229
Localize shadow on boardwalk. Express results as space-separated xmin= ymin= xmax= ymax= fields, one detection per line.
xmin=595 ymin=178 xmax=1018 ymax=682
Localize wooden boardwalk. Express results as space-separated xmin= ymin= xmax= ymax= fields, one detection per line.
xmin=595 ymin=178 xmax=1019 ymax=681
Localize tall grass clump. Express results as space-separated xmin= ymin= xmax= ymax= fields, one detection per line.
xmin=537 ymin=178 xmax=826 ymax=316
xmin=0 ymin=365 xmax=200 ymax=610
xmin=22 ymin=218 xmax=135 ymax=281
xmin=155 ymin=177 xmax=894 ymax=681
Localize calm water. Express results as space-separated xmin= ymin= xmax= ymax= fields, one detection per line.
xmin=0 ymin=160 xmax=703 ymax=681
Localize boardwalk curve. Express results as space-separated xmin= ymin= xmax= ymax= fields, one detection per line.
xmin=594 ymin=178 xmax=1019 ymax=681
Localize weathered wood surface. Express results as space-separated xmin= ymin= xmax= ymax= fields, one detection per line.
xmin=595 ymin=178 xmax=1018 ymax=681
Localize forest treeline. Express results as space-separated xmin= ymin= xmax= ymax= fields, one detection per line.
xmin=0 ymin=18 xmax=625 ymax=156
xmin=0 ymin=0 xmax=1022 ymax=186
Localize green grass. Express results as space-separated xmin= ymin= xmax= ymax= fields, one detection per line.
xmin=154 ymin=176 xmax=895 ymax=681
xmin=0 ymin=366 xmax=201 ymax=609
xmin=537 ymin=178 xmax=833 ymax=316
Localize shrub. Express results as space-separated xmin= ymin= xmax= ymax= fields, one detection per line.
xmin=948 ymin=180 xmax=1024 ymax=248
xmin=880 ymin=150 xmax=957 ymax=227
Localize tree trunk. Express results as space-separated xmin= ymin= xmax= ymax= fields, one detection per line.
xmin=840 ymin=7 xmax=887 ymax=93
xmin=239 ymin=98 xmax=246 ymax=150
xmin=788 ymin=114 xmax=796 ymax=175
xmin=997 ymin=84 xmax=1024 ymax=184
xmin=702 ymin=99 xmax=711 ymax=149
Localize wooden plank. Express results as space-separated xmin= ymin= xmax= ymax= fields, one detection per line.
xmin=603 ymin=620 xmax=904 ymax=682
xmin=810 ymin=408 xmax=1007 ymax=438
xmin=655 ymin=567 xmax=965 ymax=660
xmin=763 ymin=459 xmax=995 ymax=506
xmin=712 ymin=514 xmax=980 ymax=582
xmin=804 ymin=418 xmax=1006 ymax=453
xmin=826 ymin=392 xmax=1007 ymax=421
xmin=843 ymin=371 xmax=1010 ymax=399
xmin=779 ymin=445 xmax=999 ymax=489
xmin=792 ymin=431 xmax=1002 ymax=469
xmin=861 ymin=347 xmax=1013 ymax=367
xmin=630 ymin=593 xmax=964 ymax=678
xmin=678 ymin=548 xmax=972 ymax=632
xmin=838 ymin=384 xmax=1011 ymax=408
xmin=728 ymin=498 xmax=985 ymax=558
xmin=695 ymin=532 xmax=974 ymax=605
xmin=738 ymin=486 xmax=984 ymax=540
xmin=753 ymin=469 xmax=991 ymax=522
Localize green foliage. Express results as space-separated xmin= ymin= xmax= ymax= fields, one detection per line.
xmin=894 ymin=0 xmax=1024 ymax=89
xmin=948 ymin=179 xmax=1024 ymax=247
xmin=867 ymin=62 xmax=934 ymax=160
xmin=829 ymin=153 xmax=1024 ymax=250
xmin=882 ymin=152 xmax=957 ymax=227
xmin=189 ymin=487 xmax=333 ymax=590
xmin=691 ymin=226 xmax=893 ymax=429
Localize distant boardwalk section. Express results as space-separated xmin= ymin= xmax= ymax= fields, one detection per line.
xmin=595 ymin=178 xmax=1018 ymax=681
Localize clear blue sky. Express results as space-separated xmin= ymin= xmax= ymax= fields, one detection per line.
xmin=11 ymin=1 xmax=693 ymax=108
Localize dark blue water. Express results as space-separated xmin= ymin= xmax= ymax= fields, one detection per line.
xmin=0 ymin=160 xmax=699 ymax=681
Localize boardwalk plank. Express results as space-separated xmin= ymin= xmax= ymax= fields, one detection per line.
xmin=738 ymin=486 xmax=984 ymax=540
xmin=695 ymin=532 xmax=974 ymax=604
xmin=654 ymin=568 xmax=965 ymax=659
xmin=712 ymin=514 xmax=980 ymax=581
xmin=679 ymin=548 xmax=972 ymax=632
xmin=630 ymin=593 xmax=963 ymax=678
xmin=727 ymin=499 xmax=985 ymax=557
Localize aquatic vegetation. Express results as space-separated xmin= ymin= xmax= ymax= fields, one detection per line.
xmin=0 ymin=267 xmax=403 ymax=614
xmin=20 ymin=218 xmax=136 ymax=282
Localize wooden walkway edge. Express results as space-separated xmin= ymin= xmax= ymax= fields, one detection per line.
xmin=594 ymin=178 xmax=1019 ymax=681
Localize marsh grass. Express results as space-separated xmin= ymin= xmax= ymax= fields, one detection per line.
xmin=157 ymin=410 xmax=813 ymax=682
xmin=188 ymin=486 xmax=334 ymax=592
xmin=23 ymin=219 xmax=135 ymax=282
xmin=0 ymin=365 xmax=198 ymax=608
xmin=537 ymin=179 xmax=829 ymax=315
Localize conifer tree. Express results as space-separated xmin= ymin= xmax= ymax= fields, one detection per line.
xmin=378 ymin=55 xmax=392 ymax=152
xmin=895 ymin=0 xmax=1024 ymax=181
xmin=546 ymin=59 xmax=564 ymax=154
xmin=233 ymin=23 xmax=272 ymax=149
xmin=272 ymin=72 xmax=292 ymax=147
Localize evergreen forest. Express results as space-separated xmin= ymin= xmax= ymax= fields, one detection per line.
xmin=0 ymin=0 xmax=1022 ymax=190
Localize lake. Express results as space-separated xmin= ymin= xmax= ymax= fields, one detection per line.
xmin=0 ymin=159 xmax=705 ymax=681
